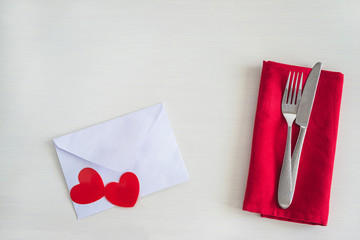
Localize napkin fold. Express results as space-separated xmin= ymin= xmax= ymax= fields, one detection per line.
xmin=243 ymin=61 xmax=344 ymax=226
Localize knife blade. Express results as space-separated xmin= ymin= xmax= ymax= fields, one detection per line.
xmin=296 ymin=62 xmax=322 ymax=127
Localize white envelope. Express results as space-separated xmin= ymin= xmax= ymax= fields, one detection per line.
xmin=53 ymin=103 xmax=189 ymax=219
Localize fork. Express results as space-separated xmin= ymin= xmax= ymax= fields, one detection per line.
xmin=277 ymin=71 xmax=303 ymax=209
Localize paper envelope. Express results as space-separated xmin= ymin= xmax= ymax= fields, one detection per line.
xmin=53 ymin=103 xmax=189 ymax=218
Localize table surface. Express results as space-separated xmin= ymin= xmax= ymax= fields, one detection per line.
xmin=1 ymin=0 xmax=359 ymax=239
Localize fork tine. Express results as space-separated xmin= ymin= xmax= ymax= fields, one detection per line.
xmin=288 ymin=71 xmax=295 ymax=103
xmin=282 ymin=72 xmax=291 ymax=104
xmin=291 ymin=72 xmax=299 ymax=104
xmin=296 ymin=73 xmax=303 ymax=105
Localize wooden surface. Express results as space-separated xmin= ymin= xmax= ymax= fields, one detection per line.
xmin=0 ymin=0 xmax=359 ymax=239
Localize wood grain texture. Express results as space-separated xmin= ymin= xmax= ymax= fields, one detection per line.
xmin=0 ymin=0 xmax=359 ymax=239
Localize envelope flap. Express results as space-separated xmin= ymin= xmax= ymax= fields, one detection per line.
xmin=54 ymin=104 xmax=163 ymax=172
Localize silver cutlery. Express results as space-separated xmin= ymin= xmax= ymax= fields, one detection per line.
xmin=278 ymin=62 xmax=322 ymax=209
xmin=278 ymin=71 xmax=303 ymax=209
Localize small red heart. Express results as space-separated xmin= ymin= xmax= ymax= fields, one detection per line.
xmin=104 ymin=172 xmax=140 ymax=207
xmin=70 ymin=168 xmax=104 ymax=204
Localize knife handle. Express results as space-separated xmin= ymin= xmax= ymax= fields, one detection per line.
xmin=278 ymin=125 xmax=293 ymax=209
xmin=289 ymin=126 xmax=307 ymax=203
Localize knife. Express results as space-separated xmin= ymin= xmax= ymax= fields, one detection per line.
xmin=279 ymin=62 xmax=322 ymax=209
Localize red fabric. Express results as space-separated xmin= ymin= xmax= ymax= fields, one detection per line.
xmin=70 ymin=168 xmax=105 ymax=204
xmin=243 ymin=61 xmax=344 ymax=226
xmin=105 ymin=172 xmax=140 ymax=207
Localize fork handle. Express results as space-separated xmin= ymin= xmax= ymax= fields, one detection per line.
xmin=277 ymin=126 xmax=307 ymax=209
xmin=277 ymin=125 xmax=293 ymax=209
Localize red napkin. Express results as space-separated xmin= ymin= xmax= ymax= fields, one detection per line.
xmin=243 ymin=61 xmax=344 ymax=226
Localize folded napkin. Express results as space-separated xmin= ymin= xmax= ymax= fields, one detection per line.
xmin=243 ymin=61 xmax=344 ymax=226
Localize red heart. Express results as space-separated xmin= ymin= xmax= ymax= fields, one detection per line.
xmin=104 ymin=172 xmax=140 ymax=207
xmin=70 ymin=168 xmax=104 ymax=204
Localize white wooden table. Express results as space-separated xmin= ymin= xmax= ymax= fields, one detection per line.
xmin=1 ymin=0 xmax=359 ymax=239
